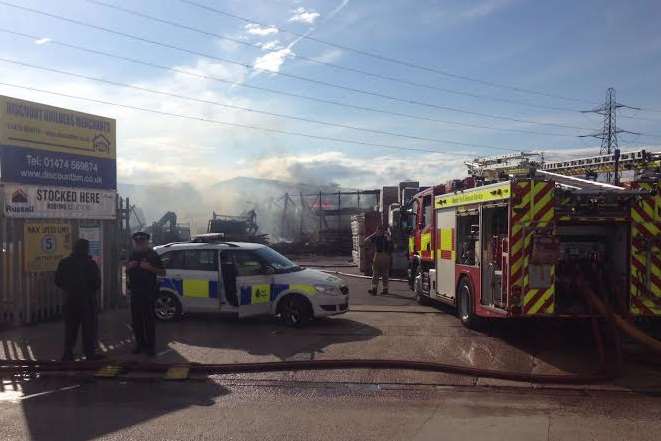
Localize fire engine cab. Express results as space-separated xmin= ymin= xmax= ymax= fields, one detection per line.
xmin=404 ymin=151 xmax=661 ymax=328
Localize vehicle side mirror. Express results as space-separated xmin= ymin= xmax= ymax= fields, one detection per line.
xmin=264 ymin=265 xmax=275 ymax=275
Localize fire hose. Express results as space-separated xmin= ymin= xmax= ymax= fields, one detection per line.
xmin=4 ymin=282 xmax=658 ymax=384
xmin=0 ymin=357 xmax=613 ymax=384
xmin=319 ymin=269 xmax=408 ymax=283
xmin=579 ymin=281 xmax=661 ymax=356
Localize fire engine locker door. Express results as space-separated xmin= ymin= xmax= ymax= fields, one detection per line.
xmin=435 ymin=208 xmax=456 ymax=300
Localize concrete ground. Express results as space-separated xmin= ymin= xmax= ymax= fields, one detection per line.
xmin=1 ymin=258 xmax=661 ymax=440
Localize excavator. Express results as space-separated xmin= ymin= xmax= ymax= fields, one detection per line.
xmin=207 ymin=209 xmax=269 ymax=243
xmin=145 ymin=211 xmax=191 ymax=246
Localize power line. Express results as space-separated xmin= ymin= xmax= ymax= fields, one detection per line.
xmin=620 ymin=113 xmax=661 ymax=123
xmin=0 ymin=57 xmax=521 ymax=152
xmin=0 ymin=81 xmax=483 ymax=156
xmin=0 ymin=1 xmax=593 ymax=131
xmin=0 ymin=28 xmax=584 ymax=138
xmin=86 ymin=0 xmax=578 ymax=113
xmin=179 ymin=0 xmax=597 ymax=106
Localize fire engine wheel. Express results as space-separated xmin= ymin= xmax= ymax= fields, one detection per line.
xmin=154 ymin=291 xmax=182 ymax=321
xmin=278 ymin=295 xmax=312 ymax=328
xmin=457 ymin=279 xmax=477 ymax=329
xmin=416 ymin=291 xmax=431 ymax=306
xmin=415 ymin=268 xmax=431 ymax=305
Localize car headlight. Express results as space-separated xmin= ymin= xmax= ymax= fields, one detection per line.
xmin=314 ymin=284 xmax=340 ymax=295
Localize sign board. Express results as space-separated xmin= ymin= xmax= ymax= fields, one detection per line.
xmin=531 ymin=236 xmax=560 ymax=264
xmin=528 ymin=264 xmax=553 ymax=289
xmin=24 ymin=222 xmax=72 ymax=272
xmin=3 ymin=183 xmax=116 ymax=219
xmin=0 ymin=95 xmax=116 ymax=189
xmin=0 ymin=95 xmax=115 ymax=159
xmin=0 ymin=145 xmax=116 ymax=189
xmin=435 ymin=182 xmax=511 ymax=209
xmin=80 ymin=223 xmax=104 ymax=303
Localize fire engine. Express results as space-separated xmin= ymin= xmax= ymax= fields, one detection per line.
xmin=404 ymin=150 xmax=661 ymax=328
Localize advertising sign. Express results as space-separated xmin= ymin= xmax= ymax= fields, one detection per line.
xmin=0 ymin=145 xmax=116 ymax=189
xmin=0 ymin=95 xmax=116 ymax=159
xmin=80 ymin=223 xmax=104 ymax=301
xmin=24 ymin=222 xmax=72 ymax=272
xmin=79 ymin=223 xmax=103 ymax=263
xmin=4 ymin=183 xmax=116 ymax=219
xmin=0 ymin=95 xmax=117 ymax=190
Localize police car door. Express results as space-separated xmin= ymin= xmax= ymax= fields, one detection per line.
xmin=223 ymin=249 xmax=273 ymax=318
xmin=176 ymin=249 xmax=219 ymax=311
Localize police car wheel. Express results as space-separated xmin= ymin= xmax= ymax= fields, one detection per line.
xmin=279 ymin=295 xmax=311 ymax=328
xmin=154 ymin=291 xmax=181 ymax=321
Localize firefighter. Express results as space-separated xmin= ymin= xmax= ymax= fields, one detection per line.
xmin=127 ymin=232 xmax=165 ymax=356
xmin=366 ymin=225 xmax=393 ymax=295
xmin=55 ymin=239 xmax=103 ymax=361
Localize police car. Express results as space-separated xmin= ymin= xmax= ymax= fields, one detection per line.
xmin=152 ymin=235 xmax=349 ymax=326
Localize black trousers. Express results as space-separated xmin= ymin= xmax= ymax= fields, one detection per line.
xmin=131 ymin=293 xmax=155 ymax=350
xmin=64 ymin=293 xmax=97 ymax=357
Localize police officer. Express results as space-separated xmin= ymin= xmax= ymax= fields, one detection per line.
xmin=55 ymin=238 xmax=103 ymax=361
xmin=366 ymin=225 xmax=393 ymax=296
xmin=127 ymin=232 xmax=165 ymax=356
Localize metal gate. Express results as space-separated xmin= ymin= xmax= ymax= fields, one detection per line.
xmin=0 ymin=195 xmax=125 ymax=325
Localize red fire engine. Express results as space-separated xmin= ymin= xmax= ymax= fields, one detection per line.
xmin=404 ymin=151 xmax=661 ymax=328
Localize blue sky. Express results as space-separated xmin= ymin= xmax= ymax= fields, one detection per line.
xmin=0 ymin=0 xmax=660 ymax=189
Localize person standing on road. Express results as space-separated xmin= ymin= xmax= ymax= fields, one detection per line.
xmin=55 ymin=239 xmax=103 ymax=361
xmin=126 ymin=232 xmax=165 ymax=357
xmin=366 ymin=225 xmax=393 ymax=296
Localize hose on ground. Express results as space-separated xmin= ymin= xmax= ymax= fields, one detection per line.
xmin=580 ymin=282 xmax=661 ymax=355
xmin=0 ymin=357 xmax=613 ymax=385
xmin=319 ymin=269 xmax=408 ymax=283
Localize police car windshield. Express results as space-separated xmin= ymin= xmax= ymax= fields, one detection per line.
xmin=255 ymin=247 xmax=302 ymax=272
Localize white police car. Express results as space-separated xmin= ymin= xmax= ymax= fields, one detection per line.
xmin=152 ymin=236 xmax=349 ymax=326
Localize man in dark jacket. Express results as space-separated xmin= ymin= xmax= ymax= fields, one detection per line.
xmin=127 ymin=232 xmax=165 ymax=356
xmin=55 ymin=239 xmax=102 ymax=361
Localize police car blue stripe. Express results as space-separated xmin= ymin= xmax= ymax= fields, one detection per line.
xmin=160 ymin=278 xmax=183 ymax=295
xmin=209 ymin=280 xmax=218 ymax=299
xmin=271 ymin=284 xmax=289 ymax=301
xmin=240 ymin=287 xmax=251 ymax=305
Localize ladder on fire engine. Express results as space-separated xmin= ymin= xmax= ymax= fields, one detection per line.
xmin=466 ymin=149 xmax=661 ymax=182
xmin=465 ymin=152 xmax=542 ymax=180
xmin=541 ymin=149 xmax=661 ymax=179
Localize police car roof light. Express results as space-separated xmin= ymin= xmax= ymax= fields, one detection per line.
xmin=190 ymin=234 xmax=240 ymax=247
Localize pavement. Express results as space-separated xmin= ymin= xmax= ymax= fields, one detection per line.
xmin=1 ymin=258 xmax=661 ymax=440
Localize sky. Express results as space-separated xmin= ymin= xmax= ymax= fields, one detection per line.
xmin=0 ymin=0 xmax=660 ymax=191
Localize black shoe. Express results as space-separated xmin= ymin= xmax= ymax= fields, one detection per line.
xmin=61 ymin=352 xmax=74 ymax=362
xmin=85 ymin=353 xmax=106 ymax=361
xmin=131 ymin=346 xmax=143 ymax=355
xmin=145 ymin=348 xmax=156 ymax=357
xmin=368 ymin=289 xmax=377 ymax=296
xmin=381 ymin=290 xmax=388 ymax=296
